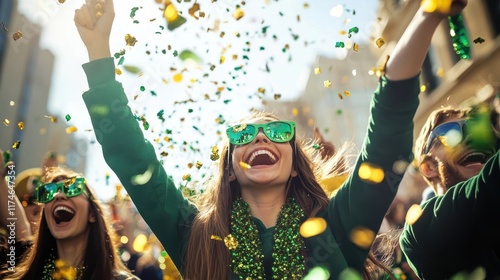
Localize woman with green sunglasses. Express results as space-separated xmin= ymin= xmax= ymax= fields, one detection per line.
xmin=2 ymin=167 xmax=138 ymax=280
xmin=73 ymin=0 xmax=432 ymax=278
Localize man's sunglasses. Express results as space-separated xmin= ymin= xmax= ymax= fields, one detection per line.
xmin=226 ymin=121 xmax=295 ymax=146
xmin=36 ymin=177 xmax=87 ymax=204
xmin=424 ymin=120 xmax=470 ymax=154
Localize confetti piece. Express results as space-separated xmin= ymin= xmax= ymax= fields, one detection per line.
xmin=473 ymin=37 xmax=485 ymax=44
xmin=124 ymin=34 xmax=138 ymax=46
xmin=182 ymin=174 xmax=191 ymax=181
xmin=17 ymin=121 xmax=24 ymax=130
xmin=239 ymin=161 xmax=251 ymax=170
xmin=3 ymin=119 xmax=10 ymax=126
xmin=9 ymin=101 xmax=14 ymax=106
xmin=300 ymin=217 xmax=327 ymax=238
xmin=405 ymin=204 xmax=423 ymax=225
xmin=123 ymin=65 xmax=142 ymax=74
xmin=130 ymin=7 xmax=139 ymax=18
xmin=337 ymin=93 xmax=344 ymax=100
xmin=210 ymin=235 xmax=222 ymax=241
xmin=353 ymin=43 xmax=359 ymax=52
xmin=12 ymin=141 xmax=21 ymax=149
xmin=274 ymin=93 xmax=281 ymax=100
xmin=323 ymin=80 xmax=332 ymax=88
xmin=224 ymin=234 xmax=238 ymax=250
xmin=131 ymin=165 xmax=154 ymax=185
xmin=12 ymin=30 xmax=22 ymax=41
xmin=173 ymin=73 xmax=183 ymax=83
xmin=350 ymin=227 xmax=375 ymax=249
xmin=421 ymin=0 xmax=451 ymax=13
xmin=65 ymin=114 xmax=71 ymax=121
xmin=342 ymin=90 xmax=350 ymax=96
xmin=66 ymin=126 xmax=77 ymax=134
xmin=233 ymin=7 xmax=244 ymax=20
xmin=375 ymin=38 xmax=385 ymax=48
xmin=436 ymin=67 xmax=444 ymax=78
xmin=304 ymin=265 xmax=330 ymax=280
xmin=3 ymin=150 xmax=11 ymax=165
xmin=195 ymin=161 xmax=203 ymax=169
xmin=115 ymin=68 xmax=122 ymax=75
xmin=358 ymin=162 xmax=385 ymax=183
xmin=292 ymin=108 xmax=299 ymax=116
xmin=164 ymin=1 xmax=187 ymax=30
xmin=335 ymin=41 xmax=345 ymax=48
xmin=210 ymin=146 xmax=220 ymax=161
xmin=314 ymin=67 xmax=321 ymax=75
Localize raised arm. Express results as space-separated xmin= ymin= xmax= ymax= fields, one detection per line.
xmin=74 ymin=0 xmax=196 ymax=270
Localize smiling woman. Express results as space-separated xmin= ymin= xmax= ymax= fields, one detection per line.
xmin=1 ymin=166 xmax=138 ymax=280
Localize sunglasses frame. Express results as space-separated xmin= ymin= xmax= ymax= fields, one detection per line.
xmin=36 ymin=177 xmax=87 ymax=204
xmin=424 ymin=120 xmax=466 ymax=154
xmin=226 ymin=121 xmax=296 ymax=146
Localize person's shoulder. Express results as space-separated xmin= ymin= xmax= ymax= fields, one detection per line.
xmin=113 ymin=270 xmax=141 ymax=280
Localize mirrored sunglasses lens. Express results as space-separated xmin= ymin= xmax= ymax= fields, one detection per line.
xmin=434 ymin=123 xmax=463 ymax=148
xmin=266 ymin=122 xmax=293 ymax=142
xmin=39 ymin=184 xmax=58 ymax=203
xmin=229 ymin=125 xmax=256 ymax=144
xmin=64 ymin=180 xmax=83 ymax=197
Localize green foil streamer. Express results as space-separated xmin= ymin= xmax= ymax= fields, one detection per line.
xmin=448 ymin=14 xmax=471 ymax=60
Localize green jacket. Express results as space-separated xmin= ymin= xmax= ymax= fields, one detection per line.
xmin=400 ymin=150 xmax=500 ymax=279
xmin=82 ymin=58 xmax=419 ymax=279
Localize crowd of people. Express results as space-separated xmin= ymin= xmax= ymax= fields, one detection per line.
xmin=2 ymin=0 xmax=499 ymax=279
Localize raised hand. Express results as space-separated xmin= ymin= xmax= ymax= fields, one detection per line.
xmin=74 ymin=0 xmax=115 ymax=61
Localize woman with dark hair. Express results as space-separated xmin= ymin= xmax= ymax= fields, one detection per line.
xmin=73 ymin=0 xmax=434 ymax=278
xmin=1 ymin=166 xmax=138 ymax=280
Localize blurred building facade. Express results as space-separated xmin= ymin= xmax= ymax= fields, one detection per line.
xmin=265 ymin=44 xmax=379 ymax=151
xmin=0 ymin=0 xmax=87 ymax=173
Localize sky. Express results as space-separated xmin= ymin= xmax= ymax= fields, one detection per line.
xmin=16 ymin=0 xmax=380 ymax=200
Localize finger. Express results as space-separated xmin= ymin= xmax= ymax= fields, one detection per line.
xmin=74 ymin=8 xmax=86 ymax=27
xmin=81 ymin=4 xmax=95 ymax=29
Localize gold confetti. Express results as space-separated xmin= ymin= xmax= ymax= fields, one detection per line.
xmin=436 ymin=67 xmax=444 ymax=78
xmin=46 ymin=115 xmax=58 ymax=123
xmin=173 ymin=73 xmax=183 ymax=83
xmin=195 ymin=161 xmax=203 ymax=169
xmin=233 ymin=8 xmax=244 ymax=20
xmin=353 ymin=43 xmax=359 ymax=52
xmin=292 ymin=108 xmax=299 ymax=116
xmin=258 ymin=87 xmax=265 ymax=94
xmin=239 ymin=161 xmax=251 ymax=170
xmin=12 ymin=30 xmax=22 ymax=41
xmin=220 ymin=56 xmax=225 ymax=64
xmin=420 ymin=85 xmax=427 ymax=93
xmin=323 ymin=80 xmax=332 ymax=88
xmin=223 ymin=234 xmax=238 ymax=250
xmin=187 ymin=162 xmax=194 ymax=169
xmin=57 ymin=0 xmax=66 ymax=3
xmin=231 ymin=123 xmax=247 ymax=133
xmin=115 ymin=68 xmax=122 ymax=75
xmin=421 ymin=0 xmax=451 ymax=13
xmin=358 ymin=162 xmax=385 ymax=183
xmin=274 ymin=93 xmax=281 ymax=100
xmin=314 ymin=67 xmax=321 ymax=75
xmin=65 ymin=126 xmax=77 ymax=134
xmin=342 ymin=90 xmax=351 ymax=96
xmin=350 ymin=227 xmax=375 ymax=249
xmin=338 ymin=93 xmax=344 ymax=100
xmin=300 ymin=217 xmax=327 ymax=238
xmin=9 ymin=101 xmax=15 ymax=106
xmin=124 ymin=34 xmax=138 ymax=46
xmin=405 ymin=204 xmax=423 ymax=225
xmin=12 ymin=141 xmax=21 ymax=149
xmin=17 ymin=121 xmax=24 ymax=130
xmin=375 ymin=38 xmax=385 ymax=48
xmin=210 ymin=235 xmax=223 ymax=241
xmin=3 ymin=119 xmax=10 ymax=126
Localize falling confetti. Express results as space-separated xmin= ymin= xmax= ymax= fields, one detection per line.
xmin=239 ymin=161 xmax=251 ymax=170
xmin=12 ymin=30 xmax=22 ymax=41
xmin=65 ymin=114 xmax=71 ymax=121
xmin=473 ymin=37 xmax=485 ymax=44
xmin=375 ymin=38 xmax=385 ymax=48
xmin=300 ymin=217 xmax=327 ymax=238
xmin=353 ymin=43 xmax=359 ymax=52
xmin=405 ymin=204 xmax=423 ymax=225
xmin=314 ymin=67 xmax=321 ymax=75
xmin=17 ymin=121 xmax=24 ymax=130
xmin=335 ymin=41 xmax=345 ymax=48
xmin=12 ymin=141 xmax=21 ymax=149
xmin=124 ymin=34 xmax=138 ymax=46
xmin=274 ymin=93 xmax=281 ymax=100
xmin=66 ymin=126 xmax=78 ymax=134
xmin=350 ymin=227 xmax=375 ymax=249
xmin=420 ymin=0 xmax=451 ymax=13
xmin=233 ymin=7 xmax=244 ymax=20
xmin=358 ymin=162 xmax=385 ymax=183
xmin=164 ymin=0 xmax=187 ymax=30
xmin=3 ymin=119 xmax=10 ymax=126
xmin=323 ymin=80 xmax=332 ymax=88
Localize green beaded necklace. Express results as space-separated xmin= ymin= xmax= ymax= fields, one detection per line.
xmin=229 ymin=197 xmax=306 ymax=279
xmin=42 ymin=249 xmax=87 ymax=280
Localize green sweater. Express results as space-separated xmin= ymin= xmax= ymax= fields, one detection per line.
xmin=82 ymin=58 xmax=419 ymax=279
xmin=400 ymin=150 xmax=500 ymax=279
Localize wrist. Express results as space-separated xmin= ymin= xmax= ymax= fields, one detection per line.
xmin=87 ymin=43 xmax=111 ymax=61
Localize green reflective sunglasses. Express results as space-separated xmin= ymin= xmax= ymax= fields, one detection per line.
xmin=226 ymin=121 xmax=295 ymax=145
xmin=36 ymin=177 xmax=87 ymax=204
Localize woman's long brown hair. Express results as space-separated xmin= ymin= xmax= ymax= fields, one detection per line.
xmin=2 ymin=167 xmax=131 ymax=280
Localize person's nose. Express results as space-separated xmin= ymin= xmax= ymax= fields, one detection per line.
xmin=253 ymin=128 xmax=270 ymax=144
xmin=53 ymin=189 xmax=68 ymax=200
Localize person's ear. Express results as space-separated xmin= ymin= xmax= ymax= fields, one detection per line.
xmin=291 ymin=168 xmax=298 ymax=177
xmin=88 ymin=211 xmax=97 ymax=223
xmin=229 ymin=169 xmax=236 ymax=182
xmin=419 ymin=159 xmax=438 ymax=179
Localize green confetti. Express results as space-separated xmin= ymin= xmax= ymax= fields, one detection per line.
xmin=173 ymin=50 xmax=179 ymax=57
xmin=140 ymin=86 xmax=145 ymax=92
xmin=335 ymin=42 xmax=345 ymax=48
xmin=65 ymin=114 xmax=71 ymax=121
xmin=123 ymin=65 xmax=142 ymax=74
xmin=118 ymin=56 xmax=125 ymax=65
xmin=130 ymin=7 xmax=139 ymax=18
xmin=3 ymin=150 xmax=11 ymax=166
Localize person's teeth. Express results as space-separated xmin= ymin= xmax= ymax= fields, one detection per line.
xmin=248 ymin=150 xmax=276 ymax=165
xmin=54 ymin=206 xmax=75 ymax=215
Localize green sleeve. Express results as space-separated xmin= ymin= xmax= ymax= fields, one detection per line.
xmin=400 ymin=150 xmax=500 ymax=279
xmin=81 ymin=57 xmax=197 ymax=271
xmin=329 ymin=75 xmax=420 ymax=271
